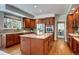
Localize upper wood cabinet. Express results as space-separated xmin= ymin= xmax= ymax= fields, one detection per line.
xmin=67 ymin=7 xmax=79 ymax=34
xmin=75 ymin=8 xmax=79 ymax=27
xmin=23 ymin=18 xmax=36 ymax=29
xmin=23 ymin=18 xmax=31 ymax=28
xmin=23 ymin=17 xmax=55 ymax=29
xmin=45 ymin=17 xmax=55 ymax=25
xmin=36 ymin=19 xmax=45 ymax=24
xmin=67 ymin=14 xmax=75 ymax=33
xmin=30 ymin=19 xmax=36 ymax=28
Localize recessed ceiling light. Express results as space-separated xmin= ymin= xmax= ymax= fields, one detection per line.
xmin=34 ymin=5 xmax=38 ymax=8
xmin=72 ymin=8 xmax=75 ymax=10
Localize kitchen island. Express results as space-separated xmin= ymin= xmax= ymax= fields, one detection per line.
xmin=20 ymin=33 xmax=54 ymax=55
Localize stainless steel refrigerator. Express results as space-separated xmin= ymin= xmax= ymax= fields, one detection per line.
xmin=36 ymin=23 xmax=45 ymax=35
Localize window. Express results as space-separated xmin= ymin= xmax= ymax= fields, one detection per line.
xmin=4 ymin=18 xmax=22 ymax=29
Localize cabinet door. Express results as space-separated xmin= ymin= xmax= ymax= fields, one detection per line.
xmin=30 ymin=19 xmax=36 ymax=28
xmin=67 ymin=36 xmax=70 ymax=47
xmin=20 ymin=37 xmax=31 ymax=55
xmin=14 ymin=34 xmax=20 ymax=44
xmin=36 ymin=19 xmax=43 ymax=24
xmin=67 ymin=14 xmax=74 ymax=33
xmin=49 ymin=18 xmax=53 ymax=25
xmin=45 ymin=19 xmax=49 ymax=25
xmin=6 ymin=34 xmax=14 ymax=47
xmin=72 ymin=39 xmax=77 ymax=54
xmin=31 ymin=39 xmax=44 ymax=55
xmin=44 ymin=39 xmax=49 ymax=54
xmin=76 ymin=42 xmax=79 ymax=54
xmin=23 ymin=18 xmax=31 ymax=28
xmin=49 ymin=35 xmax=53 ymax=50
xmin=75 ymin=13 xmax=79 ymax=27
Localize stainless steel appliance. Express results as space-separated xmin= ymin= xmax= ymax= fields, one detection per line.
xmin=46 ymin=25 xmax=54 ymax=33
xmin=36 ymin=23 xmax=45 ymax=35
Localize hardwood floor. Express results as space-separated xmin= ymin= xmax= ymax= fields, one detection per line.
xmin=0 ymin=39 xmax=74 ymax=55
xmin=49 ymin=39 xmax=74 ymax=55
xmin=1 ymin=44 xmax=21 ymax=55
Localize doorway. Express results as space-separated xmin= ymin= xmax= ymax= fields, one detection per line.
xmin=57 ymin=22 xmax=65 ymax=40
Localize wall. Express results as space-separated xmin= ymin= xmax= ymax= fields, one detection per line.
xmin=0 ymin=5 xmax=25 ymax=33
xmin=57 ymin=14 xmax=67 ymax=21
xmin=0 ymin=12 xmax=4 ymax=28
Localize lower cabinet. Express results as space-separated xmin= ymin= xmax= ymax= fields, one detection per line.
xmin=6 ymin=34 xmax=20 ymax=48
xmin=68 ymin=35 xmax=79 ymax=54
xmin=31 ymin=39 xmax=44 ymax=55
xmin=76 ymin=42 xmax=79 ymax=54
xmin=44 ymin=38 xmax=49 ymax=55
xmin=20 ymin=37 xmax=31 ymax=55
xmin=20 ymin=35 xmax=54 ymax=55
xmin=72 ymin=38 xmax=76 ymax=54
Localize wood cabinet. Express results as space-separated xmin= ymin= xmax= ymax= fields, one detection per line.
xmin=31 ymin=39 xmax=44 ymax=55
xmin=67 ymin=7 xmax=79 ymax=35
xmin=6 ymin=34 xmax=14 ymax=47
xmin=76 ymin=41 xmax=79 ymax=54
xmin=72 ymin=38 xmax=76 ymax=53
xmin=20 ymin=34 xmax=54 ymax=55
xmin=67 ymin=36 xmax=72 ymax=49
xmin=23 ymin=18 xmax=31 ymax=28
xmin=20 ymin=37 xmax=31 ymax=55
xmin=44 ymin=38 xmax=49 ymax=54
xmin=23 ymin=17 xmax=55 ymax=29
xmin=74 ymin=8 xmax=79 ymax=27
xmin=68 ymin=35 xmax=79 ymax=55
xmin=45 ymin=17 xmax=55 ymax=25
xmin=35 ymin=19 xmax=43 ymax=24
xmin=30 ymin=19 xmax=36 ymax=28
xmin=6 ymin=34 xmax=20 ymax=47
xmin=67 ymin=14 xmax=75 ymax=33
xmin=23 ymin=18 xmax=36 ymax=29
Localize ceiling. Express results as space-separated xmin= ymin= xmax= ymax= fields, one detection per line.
xmin=9 ymin=4 xmax=70 ymax=16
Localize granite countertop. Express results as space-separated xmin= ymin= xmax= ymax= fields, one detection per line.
xmin=69 ymin=33 xmax=79 ymax=42
xmin=69 ymin=33 xmax=79 ymax=37
xmin=20 ymin=33 xmax=53 ymax=39
xmin=0 ymin=31 xmax=32 ymax=35
xmin=73 ymin=37 xmax=79 ymax=42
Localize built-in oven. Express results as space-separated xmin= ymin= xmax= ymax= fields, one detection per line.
xmin=46 ymin=25 xmax=54 ymax=33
